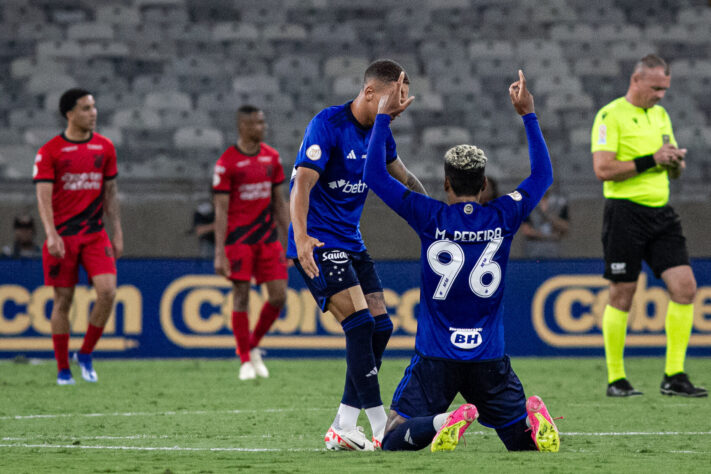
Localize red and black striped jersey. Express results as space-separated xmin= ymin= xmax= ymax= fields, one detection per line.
xmin=33 ymin=132 xmax=117 ymax=236
xmin=212 ymin=143 xmax=285 ymax=245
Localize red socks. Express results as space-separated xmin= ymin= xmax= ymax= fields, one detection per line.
xmin=52 ymin=333 xmax=70 ymax=370
xmin=250 ymin=302 xmax=282 ymax=349
xmin=80 ymin=324 xmax=104 ymax=355
xmin=232 ymin=311 xmax=251 ymax=363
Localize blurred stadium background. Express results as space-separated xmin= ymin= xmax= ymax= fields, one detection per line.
xmin=1 ymin=0 xmax=710 ymax=258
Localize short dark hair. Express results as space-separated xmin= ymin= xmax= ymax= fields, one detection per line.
xmin=445 ymin=164 xmax=486 ymax=196
xmin=363 ymin=59 xmax=409 ymax=86
xmin=236 ymin=104 xmax=261 ymax=123
xmin=59 ymin=88 xmax=92 ymax=118
xmin=634 ymin=54 xmax=670 ymax=75
xmin=237 ymin=104 xmax=261 ymax=116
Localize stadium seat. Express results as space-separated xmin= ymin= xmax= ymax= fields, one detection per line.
xmin=23 ymin=127 xmax=63 ymax=147
xmin=10 ymin=109 xmax=62 ymax=128
xmin=211 ymin=22 xmax=259 ymax=41
xmin=232 ymin=75 xmax=280 ymax=94
xmin=145 ymin=91 xmax=192 ymax=111
xmin=173 ymin=126 xmax=223 ymax=148
xmin=324 ymin=56 xmax=370 ymax=78
xmin=422 ymin=126 xmax=471 ymax=148
xmin=677 ymin=6 xmax=711 ymax=25
xmin=67 ymin=22 xmax=115 ymax=41
xmin=273 ymin=55 xmax=321 ymax=80
xmin=112 ymin=108 xmax=163 ymax=130
xmin=15 ymin=22 xmax=64 ymax=41
xmin=10 ymin=58 xmax=66 ymax=79
xmin=35 ymin=40 xmax=83 ymax=59
xmin=468 ymin=40 xmax=515 ymax=61
xmin=533 ymin=75 xmax=582 ymax=95
xmin=96 ymin=5 xmax=141 ymax=25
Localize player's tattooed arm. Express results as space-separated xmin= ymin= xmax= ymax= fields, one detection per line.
xmin=291 ymin=167 xmax=324 ymax=278
xmin=386 ymin=158 xmax=428 ymax=195
xmin=103 ymin=179 xmax=123 ymax=258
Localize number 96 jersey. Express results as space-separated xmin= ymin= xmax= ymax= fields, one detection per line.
xmin=400 ymin=189 xmax=536 ymax=361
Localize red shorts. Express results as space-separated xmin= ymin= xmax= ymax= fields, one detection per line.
xmin=225 ymin=240 xmax=287 ymax=284
xmin=42 ymin=230 xmax=116 ymax=287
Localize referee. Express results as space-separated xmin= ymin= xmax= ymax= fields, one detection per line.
xmin=591 ymin=54 xmax=706 ymax=398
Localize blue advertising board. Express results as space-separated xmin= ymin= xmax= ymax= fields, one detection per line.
xmin=1 ymin=259 xmax=710 ymax=358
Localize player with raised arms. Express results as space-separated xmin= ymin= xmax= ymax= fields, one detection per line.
xmin=364 ymin=71 xmax=561 ymax=452
xmin=288 ymin=59 xmax=426 ymax=450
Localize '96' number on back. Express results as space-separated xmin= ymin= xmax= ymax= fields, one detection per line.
xmin=426 ymin=238 xmax=503 ymax=300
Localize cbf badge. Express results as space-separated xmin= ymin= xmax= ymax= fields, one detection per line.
xmin=662 ymin=134 xmax=670 ymax=144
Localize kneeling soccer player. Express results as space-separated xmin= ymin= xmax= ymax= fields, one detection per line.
xmin=363 ymin=71 xmax=560 ymax=452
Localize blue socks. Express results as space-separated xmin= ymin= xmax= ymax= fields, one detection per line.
xmin=382 ymin=415 xmax=437 ymax=451
xmin=496 ymin=418 xmax=536 ymax=451
xmin=341 ymin=309 xmax=381 ymax=409
xmin=341 ymin=313 xmax=392 ymax=408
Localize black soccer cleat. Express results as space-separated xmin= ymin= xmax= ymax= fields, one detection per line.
xmin=660 ymin=373 xmax=708 ymax=398
xmin=606 ymin=378 xmax=643 ymax=397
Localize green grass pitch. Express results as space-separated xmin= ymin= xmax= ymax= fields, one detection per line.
xmin=1 ymin=356 xmax=710 ymax=473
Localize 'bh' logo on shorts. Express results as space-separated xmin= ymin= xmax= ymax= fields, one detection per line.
xmin=449 ymin=328 xmax=483 ymax=349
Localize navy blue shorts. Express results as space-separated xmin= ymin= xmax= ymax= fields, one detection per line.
xmin=293 ymin=248 xmax=383 ymax=311
xmin=391 ymin=354 xmax=527 ymax=429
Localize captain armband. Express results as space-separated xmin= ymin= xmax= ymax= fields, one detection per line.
xmin=633 ymin=155 xmax=656 ymax=173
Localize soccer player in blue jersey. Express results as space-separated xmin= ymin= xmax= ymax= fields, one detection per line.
xmin=288 ymin=59 xmax=426 ymax=451
xmin=364 ymin=71 xmax=561 ymax=453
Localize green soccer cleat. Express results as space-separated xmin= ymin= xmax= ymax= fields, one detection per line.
xmin=526 ymin=396 xmax=560 ymax=452
xmin=430 ymin=404 xmax=478 ymax=452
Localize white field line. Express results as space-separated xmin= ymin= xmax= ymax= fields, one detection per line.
xmin=0 ymin=443 xmax=707 ymax=455
xmin=0 ymin=443 xmax=320 ymax=452
xmin=0 ymin=407 xmax=330 ymax=421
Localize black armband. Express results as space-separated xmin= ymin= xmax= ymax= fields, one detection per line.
xmin=633 ymin=155 xmax=656 ymax=173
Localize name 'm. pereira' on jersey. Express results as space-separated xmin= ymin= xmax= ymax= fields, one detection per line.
xmin=364 ymin=113 xmax=553 ymax=362
xmin=33 ymin=132 xmax=118 ymax=236
xmin=286 ymin=102 xmax=398 ymax=257
xmin=212 ymin=143 xmax=285 ymax=245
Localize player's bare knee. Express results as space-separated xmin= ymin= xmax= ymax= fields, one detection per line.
xmin=268 ymin=293 xmax=286 ymax=308
xmin=669 ymin=281 xmax=696 ymax=305
xmin=96 ymin=286 xmax=116 ymax=304
xmin=609 ymin=282 xmax=637 ymax=311
xmin=384 ymin=411 xmax=406 ymax=437
xmin=365 ymin=292 xmax=386 ymax=315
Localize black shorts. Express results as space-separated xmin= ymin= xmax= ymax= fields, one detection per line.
xmin=390 ymin=354 xmax=527 ymax=429
xmin=293 ymin=248 xmax=383 ymax=311
xmin=602 ymin=198 xmax=690 ymax=282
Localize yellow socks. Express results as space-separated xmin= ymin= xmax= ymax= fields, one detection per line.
xmin=603 ymin=305 xmax=629 ymax=384
xmin=664 ymin=301 xmax=694 ymax=376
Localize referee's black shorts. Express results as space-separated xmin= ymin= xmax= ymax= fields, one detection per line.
xmin=602 ymin=198 xmax=690 ymax=282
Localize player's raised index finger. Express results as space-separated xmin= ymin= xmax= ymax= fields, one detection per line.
xmin=518 ymin=70 xmax=526 ymax=89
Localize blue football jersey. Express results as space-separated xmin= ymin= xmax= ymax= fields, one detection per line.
xmin=364 ymin=113 xmax=552 ymax=361
xmin=397 ymin=193 xmax=535 ymax=360
xmin=286 ymin=102 xmax=397 ymax=257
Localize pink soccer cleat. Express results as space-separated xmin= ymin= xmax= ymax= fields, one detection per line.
xmin=430 ymin=403 xmax=478 ymax=452
xmin=526 ymin=395 xmax=560 ymax=452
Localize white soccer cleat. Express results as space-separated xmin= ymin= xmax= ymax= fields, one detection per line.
xmin=249 ymin=348 xmax=269 ymax=378
xmin=239 ymin=361 xmax=257 ymax=380
xmin=324 ymin=426 xmax=374 ymax=451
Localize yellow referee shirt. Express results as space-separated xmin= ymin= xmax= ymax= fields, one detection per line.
xmin=591 ymin=96 xmax=677 ymax=207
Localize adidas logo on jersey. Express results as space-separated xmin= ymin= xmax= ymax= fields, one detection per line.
xmin=347 ymin=150 xmax=357 ymax=160
xmin=327 ymin=179 xmax=368 ymax=194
